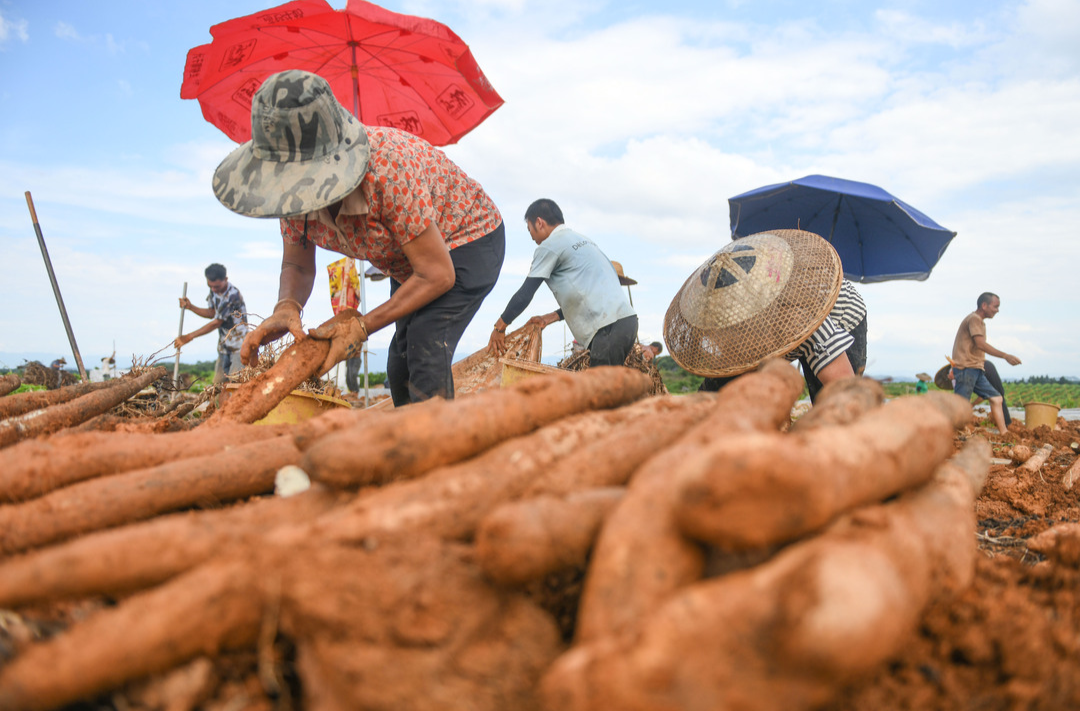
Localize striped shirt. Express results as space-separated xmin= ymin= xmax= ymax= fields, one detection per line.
xmin=787 ymin=281 xmax=866 ymax=375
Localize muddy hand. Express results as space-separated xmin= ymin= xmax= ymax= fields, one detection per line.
xmin=240 ymin=304 xmax=305 ymax=366
xmin=308 ymin=309 xmax=368 ymax=375
xmin=487 ymin=329 xmax=507 ymax=357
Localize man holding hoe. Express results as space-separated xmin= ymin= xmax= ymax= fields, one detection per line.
xmin=174 ymin=263 xmax=250 ymax=384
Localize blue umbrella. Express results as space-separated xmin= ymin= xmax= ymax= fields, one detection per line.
xmin=729 ymin=174 xmax=956 ymax=283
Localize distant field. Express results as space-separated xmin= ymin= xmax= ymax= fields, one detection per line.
xmin=888 ymin=381 xmax=1080 ymax=409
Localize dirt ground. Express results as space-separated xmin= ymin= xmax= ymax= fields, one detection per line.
xmin=832 ymin=417 xmax=1080 ymax=711
xmin=3 ymin=414 xmax=1079 ymax=710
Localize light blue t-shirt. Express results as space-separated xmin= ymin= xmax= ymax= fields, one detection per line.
xmin=527 ymin=225 xmax=636 ymax=348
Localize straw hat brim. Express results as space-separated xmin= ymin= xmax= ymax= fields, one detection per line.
xmin=664 ymin=229 xmax=843 ymax=377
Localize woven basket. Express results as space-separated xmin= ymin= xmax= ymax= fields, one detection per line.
xmin=664 ymin=229 xmax=843 ymax=377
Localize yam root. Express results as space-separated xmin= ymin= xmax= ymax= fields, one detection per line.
xmin=0 ymin=537 xmax=562 ymax=711
xmin=575 ymin=358 xmax=805 ymax=643
xmin=1010 ymin=444 xmax=1033 ymax=463
xmin=1018 ymin=443 xmax=1055 ymax=474
xmin=0 ymin=367 xmax=166 ymax=449
xmin=0 ymin=373 xmax=21 ymax=397
xmin=476 ymin=488 xmax=625 ymax=587
xmin=303 ymin=366 xmax=652 ymax=489
xmin=1026 ymin=522 xmax=1080 ymax=567
xmin=0 ymin=422 xmax=288 ymax=503
xmin=1064 ymin=455 xmax=1080 ymax=491
xmin=540 ymin=440 xmax=990 ymax=711
xmin=0 ymin=378 xmax=112 ymax=420
xmin=276 ymin=402 xmax=648 ymax=549
xmin=522 ymin=393 xmax=717 ymax=498
xmin=0 ymin=435 xmax=300 ymax=555
xmin=0 ymin=487 xmax=347 ymax=608
xmin=0 ymin=555 xmax=264 ymax=711
xmin=789 ymin=376 xmax=885 ymax=432
xmin=674 ymin=391 xmax=972 ymax=552
xmin=205 ymin=337 xmax=330 ymax=426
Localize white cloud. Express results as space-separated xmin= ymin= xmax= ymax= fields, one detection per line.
xmin=54 ymin=21 xmax=81 ymax=41
xmin=0 ymin=10 xmax=29 ymax=44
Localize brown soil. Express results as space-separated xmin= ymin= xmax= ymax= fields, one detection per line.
xmin=831 ymin=416 xmax=1080 ymax=710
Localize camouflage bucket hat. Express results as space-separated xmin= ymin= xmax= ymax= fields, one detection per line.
xmin=212 ymin=70 xmax=370 ymax=218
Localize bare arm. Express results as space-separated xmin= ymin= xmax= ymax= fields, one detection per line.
xmin=360 ymin=223 xmax=455 ymax=335
xmin=815 ymin=353 xmax=856 ymax=387
xmin=973 ymin=335 xmax=1021 ymax=366
xmin=178 ymin=298 xmax=215 ymax=320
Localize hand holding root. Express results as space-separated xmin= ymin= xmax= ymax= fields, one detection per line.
xmin=308 ymin=308 xmax=368 ymax=376
xmin=241 ymin=300 xmax=305 ymax=366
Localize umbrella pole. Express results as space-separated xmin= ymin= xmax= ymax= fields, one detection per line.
xmin=349 ymin=50 xmax=371 ymax=410
xmin=24 ymin=191 xmax=88 ymax=381
xmin=360 ymin=259 xmax=370 ymax=409
xmin=173 ymin=282 xmax=188 ymax=392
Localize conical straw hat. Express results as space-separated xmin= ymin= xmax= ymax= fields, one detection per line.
xmin=663 ymin=229 xmax=843 ymax=377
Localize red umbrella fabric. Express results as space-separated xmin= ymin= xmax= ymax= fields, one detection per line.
xmin=181 ymin=0 xmax=503 ymax=146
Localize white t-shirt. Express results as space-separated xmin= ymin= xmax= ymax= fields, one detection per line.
xmin=527 ymin=225 xmax=636 ymax=348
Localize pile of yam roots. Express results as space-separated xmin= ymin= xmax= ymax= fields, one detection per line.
xmin=0 ymin=339 xmax=989 ymax=711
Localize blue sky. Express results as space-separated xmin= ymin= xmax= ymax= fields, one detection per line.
xmin=1 ymin=0 xmax=1078 ymax=381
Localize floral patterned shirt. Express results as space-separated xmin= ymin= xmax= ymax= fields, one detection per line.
xmin=280 ymin=126 xmax=502 ymax=284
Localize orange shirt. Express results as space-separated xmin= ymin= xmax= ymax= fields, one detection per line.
xmin=951 ymin=311 xmax=986 ymax=369
xmin=280 ymin=126 xmax=501 ymax=283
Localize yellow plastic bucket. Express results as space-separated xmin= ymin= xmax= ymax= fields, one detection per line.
xmin=1024 ymin=401 xmax=1060 ymax=430
xmin=223 ymin=385 xmax=351 ymax=425
xmin=499 ymin=358 xmax=566 ymax=387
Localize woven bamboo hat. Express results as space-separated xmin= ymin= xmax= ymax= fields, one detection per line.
xmin=663 ymin=229 xmax=843 ymax=377
xmin=934 ymin=364 xmax=953 ymax=391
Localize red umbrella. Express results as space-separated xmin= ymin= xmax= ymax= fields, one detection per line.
xmin=181 ymin=0 xmax=503 ymax=146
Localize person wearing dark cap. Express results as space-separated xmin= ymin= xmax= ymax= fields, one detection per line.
xmin=212 ymin=70 xmax=505 ymax=406
xmin=175 ymin=263 xmax=251 ymax=383
xmin=487 ymin=198 xmax=637 ymax=367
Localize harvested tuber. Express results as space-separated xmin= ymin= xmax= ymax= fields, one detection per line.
xmin=205 ymin=337 xmax=330 ymax=426
xmin=303 ymin=366 xmax=652 ymax=488
xmin=575 ymin=358 xmax=805 ymax=643
xmin=789 ymin=376 xmax=885 ymax=432
xmin=0 ymin=435 xmax=300 ymax=555
xmin=0 ymin=378 xmax=111 ymax=420
xmin=0 ymin=367 xmax=166 ymax=449
xmin=522 ymin=393 xmax=716 ymax=498
xmin=1018 ymin=443 xmax=1054 ymax=474
xmin=0 ymin=373 xmax=21 ymax=397
xmin=0 ymin=487 xmax=347 ymax=608
xmin=540 ymin=439 xmax=991 ymax=711
xmin=0 ymin=422 xmax=288 ymax=503
xmin=476 ymin=488 xmax=624 ymax=587
xmin=0 ymin=537 xmax=562 ymax=711
xmin=674 ymin=391 xmax=972 ymax=552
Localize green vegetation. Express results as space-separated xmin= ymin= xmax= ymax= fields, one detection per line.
xmin=655 ymin=356 xmax=704 ymax=393
xmin=886 ymin=381 xmax=1080 ymax=408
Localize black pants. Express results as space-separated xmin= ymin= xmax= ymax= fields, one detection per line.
xmin=588 ymin=314 xmax=639 ymax=367
xmin=345 ymin=356 xmax=362 ymax=393
xmin=386 ymin=224 xmax=505 ymax=405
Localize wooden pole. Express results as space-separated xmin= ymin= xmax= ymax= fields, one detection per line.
xmin=173 ymin=282 xmax=188 ymax=390
xmin=24 ymin=192 xmax=88 ymax=381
